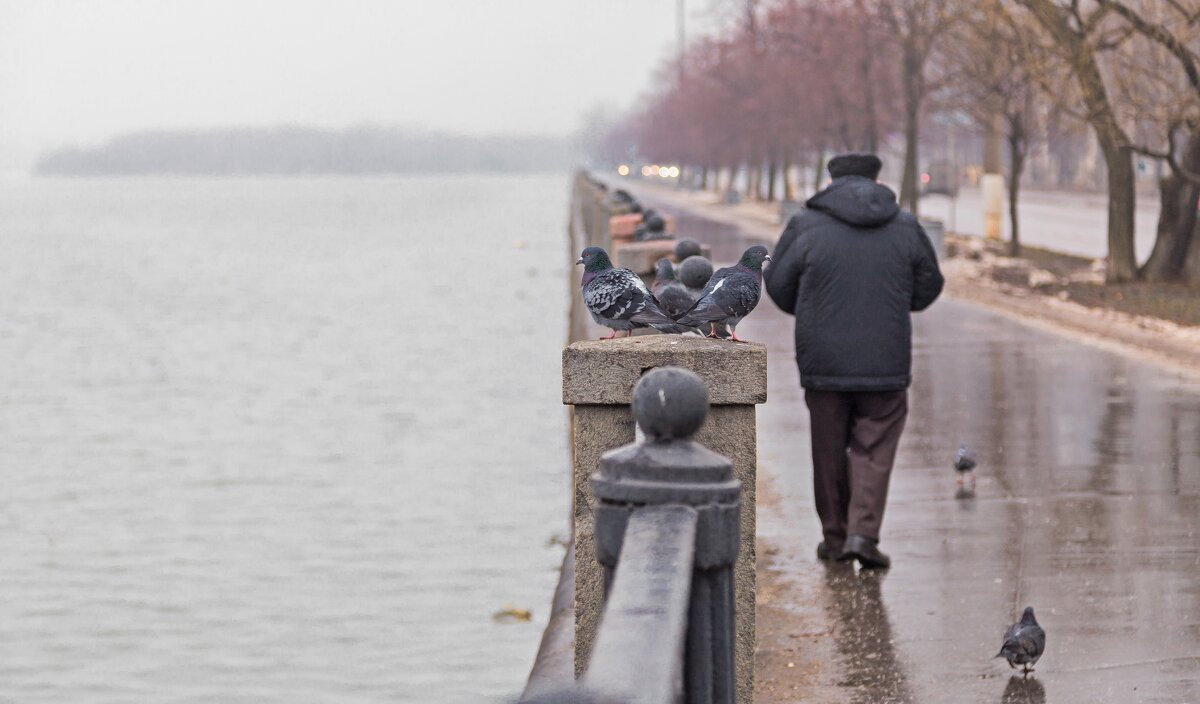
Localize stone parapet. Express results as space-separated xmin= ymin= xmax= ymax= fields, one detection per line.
xmin=563 ymin=334 xmax=766 ymax=703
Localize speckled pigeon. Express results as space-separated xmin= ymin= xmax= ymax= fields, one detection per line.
xmin=955 ymin=444 xmax=977 ymax=487
xmin=652 ymin=258 xmax=696 ymax=319
xmin=577 ymin=247 xmax=692 ymax=338
xmin=674 ymin=245 xmax=771 ymax=342
xmin=996 ymin=606 xmax=1046 ymax=676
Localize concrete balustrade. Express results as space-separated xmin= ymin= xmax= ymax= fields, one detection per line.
xmin=563 ymin=335 xmax=767 ymax=703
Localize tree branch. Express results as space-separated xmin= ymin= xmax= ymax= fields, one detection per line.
xmin=1100 ymin=0 xmax=1200 ymax=95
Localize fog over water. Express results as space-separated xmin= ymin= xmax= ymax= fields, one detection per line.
xmin=0 ymin=0 xmax=715 ymax=172
xmin=0 ymin=173 xmax=571 ymax=702
xmin=0 ymin=2 xmax=722 ymax=698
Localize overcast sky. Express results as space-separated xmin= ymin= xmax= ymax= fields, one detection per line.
xmin=0 ymin=0 xmax=721 ymax=171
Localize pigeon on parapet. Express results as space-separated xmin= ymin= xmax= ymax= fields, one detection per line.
xmin=652 ymin=258 xmax=697 ymax=319
xmin=675 ymin=245 xmax=771 ymax=342
xmin=955 ymin=444 xmax=978 ymax=488
xmin=577 ymin=247 xmax=693 ymax=339
xmin=996 ymin=606 xmax=1046 ymax=676
xmin=636 ymin=213 xmax=669 ymax=241
xmin=674 ymin=238 xmax=702 ymax=261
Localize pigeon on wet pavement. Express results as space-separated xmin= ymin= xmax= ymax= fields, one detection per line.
xmin=675 ymin=245 xmax=771 ymax=342
xmin=651 ymin=258 xmax=696 ymax=319
xmin=577 ymin=247 xmax=692 ymax=338
xmin=955 ymin=444 xmax=978 ymax=487
xmin=996 ymin=606 xmax=1046 ymax=676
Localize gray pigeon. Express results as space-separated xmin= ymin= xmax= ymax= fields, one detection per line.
xmin=652 ymin=258 xmax=697 ymax=319
xmin=675 ymin=245 xmax=771 ymax=342
xmin=635 ymin=214 xmax=669 ymax=241
xmin=674 ymin=238 xmax=702 ymax=261
xmin=577 ymin=247 xmax=692 ymax=338
xmin=955 ymin=444 xmax=978 ymax=487
xmin=996 ymin=606 xmax=1045 ymax=676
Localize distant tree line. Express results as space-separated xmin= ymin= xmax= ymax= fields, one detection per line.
xmin=601 ymin=0 xmax=1200 ymax=284
xmin=35 ymin=126 xmax=575 ymax=177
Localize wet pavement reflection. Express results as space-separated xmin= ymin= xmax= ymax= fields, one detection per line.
xmin=638 ymin=191 xmax=1200 ymax=703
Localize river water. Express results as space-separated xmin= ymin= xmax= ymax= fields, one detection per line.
xmin=0 ymin=174 xmax=571 ymax=703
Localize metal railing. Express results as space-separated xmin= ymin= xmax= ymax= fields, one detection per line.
xmin=522 ymin=366 xmax=742 ymax=704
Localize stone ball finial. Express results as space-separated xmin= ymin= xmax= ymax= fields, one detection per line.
xmin=632 ymin=366 xmax=709 ymax=440
xmin=678 ymin=255 xmax=714 ymax=289
xmin=674 ymin=238 xmax=702 ymax=261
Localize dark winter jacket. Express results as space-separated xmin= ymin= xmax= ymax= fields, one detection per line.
xmin=764 ymin=176 xmax=944 ymax=391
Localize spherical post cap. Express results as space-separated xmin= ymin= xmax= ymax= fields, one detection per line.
xmin=633 ymin=366 xmax=709 ymax=440
xmin=674 ymin=238 xmax=702 ymax=261
xmin=678 ymin=255 xmax=714 ymax=289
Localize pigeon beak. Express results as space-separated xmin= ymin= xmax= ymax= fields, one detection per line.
xmin=575 ymin=257 xmax=584 ymax=265
xmin=764 ymin=255 xmax=772 ymax=263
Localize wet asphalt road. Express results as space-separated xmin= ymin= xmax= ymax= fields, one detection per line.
xmin=638 ymin=193 xmax=1200 ymax=703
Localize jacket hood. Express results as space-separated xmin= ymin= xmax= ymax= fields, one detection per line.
xmin=806 ymin=176 xmax=900 ymax=227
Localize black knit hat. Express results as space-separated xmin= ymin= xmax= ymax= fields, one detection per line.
xmin=828 ymin=153 xmax=883 ymax=180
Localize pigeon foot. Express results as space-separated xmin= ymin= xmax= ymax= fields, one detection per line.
xmin=599 ymin=331 xmax=618 ymax=340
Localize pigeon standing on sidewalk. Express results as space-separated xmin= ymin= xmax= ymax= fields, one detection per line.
xmin=955 ymin=444 xmax=978 ymax=488
xmin=996 ymin=606 xmax=1046 ymax=676
xmin=651 ymin=258 xmax=696 ymax=319
xmin=577 ymin=247 xmax=692 ymax=338
xmin=675 ymin=245 xmax=771 ymax=342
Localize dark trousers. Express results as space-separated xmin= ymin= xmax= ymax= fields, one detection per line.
xmin=804 ymin=389 xmax=908 ymax=543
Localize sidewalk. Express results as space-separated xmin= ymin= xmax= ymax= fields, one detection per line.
xmin=626 ymin=182 xmax=1200 ymax=704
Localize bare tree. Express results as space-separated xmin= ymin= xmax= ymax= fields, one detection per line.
xmin=1010 ymin=0 xmax=1140 ymax=281
xmin=877 ymin=0 xmax=959 ymax=215
xmin=1096 ymin=0 xmax=1200 ymax=282
xmin=942 ymin=1 xmax=1045 ymax=255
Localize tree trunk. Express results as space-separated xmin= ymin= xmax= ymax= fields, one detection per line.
xmin=1141 ymin=174 xmax=1197 ymax=280
xmin=1008 ymin=133 xmax=1025 ymax=257
xmin=1101 ymin=143 xmax=1138 ymax=281
xmin=898 ymin=45 xmax=923 ymax=215
xmin=861 ymin=45 xmax=878 ymax=153
xmin=782 ymin=152 xmax=793 ymax=201
xmin=1141 ymin=132 xmax=1200 ymax=281
xmin=812 ymin=150 xmax=826 ymax=197
xmin=767 ymin=158 xmax=778 ymax=201
xmin=1183 ymin=219 xmax=1200 ymax=283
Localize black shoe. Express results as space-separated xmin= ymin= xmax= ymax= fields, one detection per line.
xmin=816 ymin=540 xmax=844 ymax=560
xmin=838 ymin=534 xmax=891 ymax=569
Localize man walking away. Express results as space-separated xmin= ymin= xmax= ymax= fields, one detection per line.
xmin=764 ymin=153 xmax=944 ymax=569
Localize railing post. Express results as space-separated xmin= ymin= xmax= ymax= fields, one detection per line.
xmin=592 ymin=367 xmax=742 ymax=704
xmin=563 ymin=336 xmax=767 ymax=703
